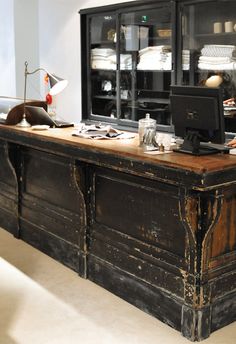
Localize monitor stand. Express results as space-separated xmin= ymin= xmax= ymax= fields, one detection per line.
xmin=174 ymin=131 xmax=228 ymax=156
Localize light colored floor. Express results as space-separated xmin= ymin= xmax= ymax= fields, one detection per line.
xmin=0 ymin=228 xmax=235 ymax=344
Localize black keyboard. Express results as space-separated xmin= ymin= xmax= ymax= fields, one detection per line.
xmin=53 ymin=120 xmax=74 ymax=128
xmin=201 ymin=142 xmax=232 ymax=153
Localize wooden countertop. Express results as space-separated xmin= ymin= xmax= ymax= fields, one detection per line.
xmin=1 ymin=124 xmax=236 ymax=175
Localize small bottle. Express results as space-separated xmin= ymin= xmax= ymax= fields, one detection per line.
xmin=138 ymin=113 xmax=156 ymax=147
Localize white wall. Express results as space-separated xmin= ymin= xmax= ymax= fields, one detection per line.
xmin=38 ymin=0 xmax=80 ymax=122
xmin=14 ymin=0 xmax=40 ymax=100
xmin=0 ymin=0 xmax=16 ymax=96
xmin=0 ymin=0 xmax=137 ymax=121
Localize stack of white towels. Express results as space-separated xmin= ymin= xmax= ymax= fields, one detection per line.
xmin=182 ymin=50 xmax=190 ymax=70
xmin=198 ymin=45 xmax=236 ymax=70
xmin=137 ymin=46 xmax=172 ymax=70
xmin=91 ymin=48 xmax=132 ymax=70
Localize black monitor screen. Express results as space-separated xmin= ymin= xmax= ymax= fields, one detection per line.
xmin=170 ymin=85 xmax=226 ymax=155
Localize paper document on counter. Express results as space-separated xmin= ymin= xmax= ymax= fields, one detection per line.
xmin=72 ymin=124 xmax=135 ymax=140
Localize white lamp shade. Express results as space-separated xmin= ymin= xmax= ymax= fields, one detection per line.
xmin=48 ymin=74 xmax=68 ymax=95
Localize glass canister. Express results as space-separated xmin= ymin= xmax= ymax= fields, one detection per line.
xmin=138 ymin=113 xmax=157 ymax=147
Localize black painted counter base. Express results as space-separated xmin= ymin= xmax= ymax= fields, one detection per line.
xmin=0 ymin=125 xmax=235 ymax=341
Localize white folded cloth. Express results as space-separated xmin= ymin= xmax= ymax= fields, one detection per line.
xmin=199 ymin=56 xmax=235 ymax=64
xmin=182 ymin=49 xmax=190 ymax=69
xmin=198 ymin=62 xmax=236 ymax=70
xmin=139 ymin=45 xmax=171 ymax=57
xmin=109 ymin=54 xmax=132 ymax=64
xmin=91 ymin=50 xmax=132 ymax=70
xmin=91 ymin=60 xmax=116 ymax=70
xmin=91 ymin=48 xmax=116 ymax=57
xmin=201 ymin=44 xmax=236 ymax=57
xmin=182 ymin=64 xmax=190 ymax=70
xmin=137 ymin=59 xmax=172 ymax=70
xmin=182 ymin=49 xmax=190 ymax=55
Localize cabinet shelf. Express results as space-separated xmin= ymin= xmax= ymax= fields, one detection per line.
xmin=197 ymin=67 xmax=236 ymax=72
xmin=93 ymin=95 xmax=116 ymax=100
xmin=138 ymin=97 xmax=169 ymax=104
xmin=91 ymin=68 xmax=116 ymax=71
xmin=137 ymin=69 xmax=172 ymax=72
xmin=151 ymin=37 xmax=172 ymax=43
xmin=93 ymin=95 xmax=170 ymax=104
xmin=91 ymin=68 xmax=172 ymax=72
xmin=93 ymin=95 xmax=131 ymax=101
xmin=91 ymin=41 xmax=116 ymax=48
xmin=195 ymin=32 xmax=236 ymax=39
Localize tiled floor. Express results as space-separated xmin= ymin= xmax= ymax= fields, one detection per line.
xmin=0 ymin=228 xmax=235 ymax=344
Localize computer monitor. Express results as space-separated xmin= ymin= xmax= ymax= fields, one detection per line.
xmin=170 ymin=85 xmax=227 ymax=155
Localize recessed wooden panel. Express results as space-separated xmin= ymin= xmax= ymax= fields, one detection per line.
xmin=93 ymin=172 xmax=185 ymax=257
xmin=22 ymin=149 xmax=81 ymax=213
xmin=19 ymin=147 xmax=87 ymax=275
xmin=210 ymin=187 xmax=236 ymax=259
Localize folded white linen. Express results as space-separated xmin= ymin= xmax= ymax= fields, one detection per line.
xmin=182 ymin=57 xmax=190 ymax=64
xmin=120 ymin=64 xmax=132 ymax=70
xmin=91 ymin=55 xmax=115 ymax=62
xmin=91 ymin=60 xmax=116 ymax=70
xmin=139 ymin=52 xmax=172 ymax=61
xmin=198 ymin=62 xmax=236 ymax=70
xmin=182 ymin=64 xmax=190 ymax=70
xmin=201 ymin=45 xmax=236 ymax=57
xmin=203 ymin=44 xmax=235 ymax=49
xmin=91 ymin=60 xmax=132 ymax=70
xmin=139 ymin=45 xmax=171 ymax=56
xmin=91 ymin=52 xmax=133 ymax=70
xmin=182 ymin=55 xmax=190 ymax=66
xmin=91 ymin=48 xmax=116 ymax=57
xmin=199 ymin=56 xmax=235 ymax=64
xmin=137 ymin=60 xmax=172 ymax=70
xmin=109 ymin=54 xmax=132 ymax=64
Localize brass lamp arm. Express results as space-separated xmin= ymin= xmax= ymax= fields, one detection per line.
xmin=25 ymin=61 xmax=55 ymax=79
xmin=26 ymin=67 xmax=47 ymax=76
xmin=24 ymin=61 xmax=49 ymax=77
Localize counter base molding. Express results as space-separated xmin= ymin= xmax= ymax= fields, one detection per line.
xmin=0 ymin=140 xmax=19 ymax=236
xmin=0 ymin=126 xmax=235 ymax=341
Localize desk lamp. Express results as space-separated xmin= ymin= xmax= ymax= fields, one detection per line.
xmin=17 ymin=61 xmax=68 ymax=127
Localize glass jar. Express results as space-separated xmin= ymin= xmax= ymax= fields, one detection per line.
xmin=138 ymin=113 xmax=156 ymax=147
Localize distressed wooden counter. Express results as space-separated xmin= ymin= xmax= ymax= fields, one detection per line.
xmin=0 ymin=124 xmax=235 ymax=341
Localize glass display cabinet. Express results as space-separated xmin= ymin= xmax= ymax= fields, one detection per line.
xmin=80 ymin=0 xmax=176 ymax=131
xmin=80 ymin=0 xmax=236 ymax=133
xmin=178 ymin=0 xmax=236 ymax=132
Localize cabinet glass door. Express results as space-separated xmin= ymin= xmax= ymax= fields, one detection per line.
xmin=180 ymin=0 xmax=236 ymax=133
xmin=119 ymin=5 xmax=173 ymax=126
xmin=89 ymin=13 xmax=117 ymax=120
xmin=180 ymin=0 xmax=236 ymax=102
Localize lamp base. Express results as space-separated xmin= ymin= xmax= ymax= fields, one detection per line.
xmin=16 ymin=116 xmax=31 ymax=128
